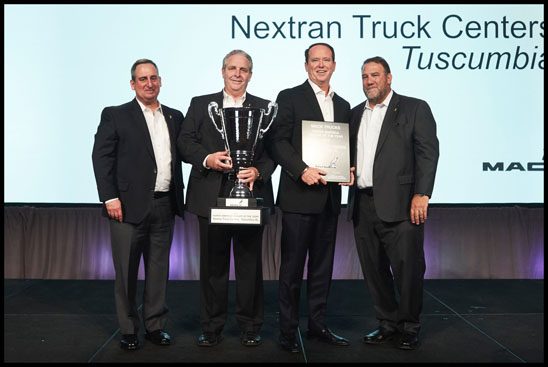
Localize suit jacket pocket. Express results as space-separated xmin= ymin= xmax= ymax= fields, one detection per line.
xmin=398 ymin=175 xmax=415 ymax=184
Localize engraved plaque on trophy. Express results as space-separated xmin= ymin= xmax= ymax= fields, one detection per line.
xmin=207 ymin=101 xmax=277 ymax=225
xmin=302 ymin=120 xmax=350 ymax=182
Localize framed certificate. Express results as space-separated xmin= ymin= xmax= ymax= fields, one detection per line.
xmin=302 ymin=120 xmax=350 ymax=182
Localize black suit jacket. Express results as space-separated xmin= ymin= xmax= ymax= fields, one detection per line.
xmin=268 ymin=81 xmax=351 ymax=215
xmin=92 ymin=98 xmax=185 ymax=224
xmin=347 ymin=91 xmax=439 ymax=222
xmin=177 ymin=91 xmax=276 ymax=218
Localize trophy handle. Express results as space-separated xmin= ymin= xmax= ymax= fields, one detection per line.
xmin=207 ymin=101 xmax=225 ymax=139
xmin=259 ymin=101 xmax=278 ymax=139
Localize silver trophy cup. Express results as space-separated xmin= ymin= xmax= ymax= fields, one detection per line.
xmin=208 ymin=101 xmax=277 ymax=198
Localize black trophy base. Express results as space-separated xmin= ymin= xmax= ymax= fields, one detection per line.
xmin=209 ymin=197 xmax=269 ymax=226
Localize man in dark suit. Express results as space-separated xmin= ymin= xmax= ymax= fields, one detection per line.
xmin=177 ymin=50 xmax=276 ymax=348
xmin=268 ymin=43 xmax=352 ymax=353
xmin=92 ymin=59 xmax=184 ymax=350
xmin=347 ymin=56 xmax=439 ymax=350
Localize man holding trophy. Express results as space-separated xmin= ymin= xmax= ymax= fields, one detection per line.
xmin=177 ymin=50 xmax=277 ymax=347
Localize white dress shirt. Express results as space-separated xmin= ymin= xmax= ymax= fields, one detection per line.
xmin=308 ymin=79 xmax=334 ymax=122
xmin=137 ymin=99 xmax=172 ymax=192
xmin=223 ymin=89 xmax=246 ymax=108
xmin=356 ymin=90 xmax=393 ymax=189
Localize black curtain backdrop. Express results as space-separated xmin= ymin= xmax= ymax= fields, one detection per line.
xmin=4 ymin=205 xmax=544 ymax=280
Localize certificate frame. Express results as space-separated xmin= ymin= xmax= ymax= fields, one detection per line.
xmin=302 ymin=120 xmax=350 ymax=183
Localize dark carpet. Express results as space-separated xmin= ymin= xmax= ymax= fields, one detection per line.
xmin=3 ymin=279 xmax=544 ymax=363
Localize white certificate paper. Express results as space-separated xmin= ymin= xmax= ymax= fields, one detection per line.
xmin=302 ymin=120 xmax=350 ymax=182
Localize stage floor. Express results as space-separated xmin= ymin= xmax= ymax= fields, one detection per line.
xmin=4 ymin=279 xmax=544 ymax=363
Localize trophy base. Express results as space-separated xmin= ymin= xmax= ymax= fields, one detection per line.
xmin=209 ymin=197 xmax=269 ymax=226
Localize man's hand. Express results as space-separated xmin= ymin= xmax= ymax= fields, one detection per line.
xmin=106 ymin=199 xmax=123 ymax=222
xmin=301 ymin=167 xmax=327 ymax=186
xmin=339 ymin=167 xmax=355 ymax=186
xmin=206 ymin=150 xmax=232 ymax=172
xmin=410 ymin=194 xmax=429 ymax=225
xmin=237 ymin=167 xmax=259 ymax=191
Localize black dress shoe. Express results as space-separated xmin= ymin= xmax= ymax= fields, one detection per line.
xmin=279 ymin=333 xmax=300 ymax=353
xmin=363 ymin=328 xmax=396 ymax=344
xmin=120 ymin=334 xmax=140 ymax=350
xmin=399 ymin=333 xmax=419 ymax=350
xmin=241 ymin=331 xmax=262 ymax=346
xmin=145 ymin=329 xmax=171 ymax=345
xmin=197 ymin=332 xmax=223 ymax=347
xmin=307 ymin=328 xmax=350 ymax=346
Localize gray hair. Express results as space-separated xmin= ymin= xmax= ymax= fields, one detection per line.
xmin=222 ymin=50 xmax=253 ymax=72
xmin=131 ymin=59 xmax=158 ymax=81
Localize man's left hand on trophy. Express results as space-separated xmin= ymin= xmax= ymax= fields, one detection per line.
xmin=206 ymin=150 xmax=233 ymax=172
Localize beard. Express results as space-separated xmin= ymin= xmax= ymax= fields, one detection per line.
xmin=365 ymin=86 xmax=388 ymax=104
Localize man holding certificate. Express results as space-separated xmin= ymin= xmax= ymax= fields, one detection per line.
xmin=267 ymin=43 xmax=353 ymax=353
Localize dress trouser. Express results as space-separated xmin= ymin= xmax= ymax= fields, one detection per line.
xmin=352 ymin=189 xmax=425 ymax=335
xmin=278 ymin=210 xmax=338 ymax=336
xmin=109 ymin=194 xmax=175 ymax=335
xmin=198 ymin=216 xmax=265 ymax=335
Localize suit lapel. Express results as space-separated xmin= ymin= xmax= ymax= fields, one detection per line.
xmin=130 ymin=99 xmax=156 ymax=161
xmin=163 ymin=105 xmax=174 ymax=138
xmin=243 ymin=93 xmax=256 ymax=108
xmin=375 ymin=92 xmax=400 ymax=159
xmin=162 ymin=105 xmax=177 ymax=166
xmin=301 ymin=81 xmax=324 ymax=121
xmin=351 ymin=102 xmax=366 ymax=137
xmin=214 ymin=91 xmax=224 ymax=108
xmin=350 ymin=102 xmax=366 ymax=166
xmin=333 ymin=94 xmax=347 ymax=123
xmin=302 ymin=81 xmax=347 ymax=123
